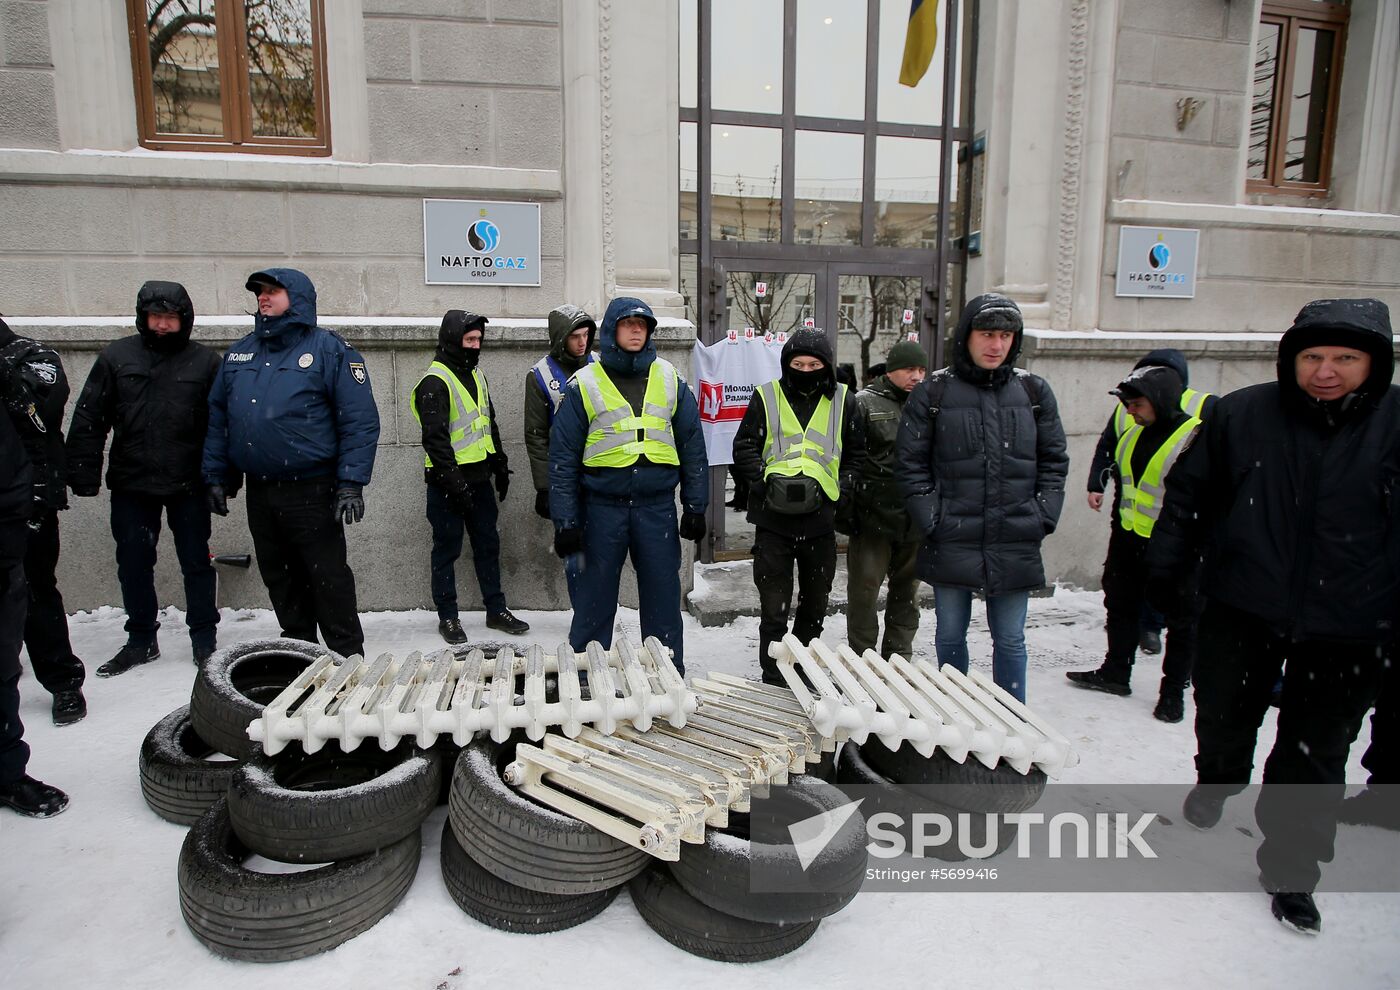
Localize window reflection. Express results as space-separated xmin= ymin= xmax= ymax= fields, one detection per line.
xmin=244 ymin=0 xmax=319 ymax=139
xmin=796 ymin=0 xmax=866 ymax=120
xmin=147 ymin=0 xmax=223 ymax=135
xmin=875 ymin=136 xmax=943 ymax=248
xmin=1283 ymin=27 xmax=1335 ymax=183
xmin=711 ymin=125 xmax=782 ymax=242
xmin=1248 ymin=21 xmax=1282 ymax=180
xmin=711 ymin=0 xmax=783 ymax=114
xmin=795 ymin=131 xmax=863 ymax=245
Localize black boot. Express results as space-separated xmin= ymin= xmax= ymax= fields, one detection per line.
xmin=1153 ymin=684 xmax=1185 ymax=723
xmin=0 ymin=775 xmax=70 ymax=818
xmin=486 ymin=609 xmax=530 ymax=636
xmin=1066 ymin=666 xmax=1131 ymax=696
xmin=51 ymin=689 xmax=86 ymax=727
xmin=1182 ymin=785 xmax=1228 ymax=830
xmin=1139 ymin=629 xmax=1162 ymax=655
xmin=192 ymin=639 xmax=216 ymax=667
xmin=438 ymin=618 xmax=467 ymax=645
xmin=1271 ymin=891 xmax=1322 ymax=934
xmin=96 ymin=641 xmax=160 ymax=678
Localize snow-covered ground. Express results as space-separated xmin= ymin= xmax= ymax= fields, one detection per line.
xmin=5 ymin=590 xmax=1397 ymax=989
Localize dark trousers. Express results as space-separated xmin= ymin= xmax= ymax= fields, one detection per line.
xmin=22 ymin=508 xmax=84 ymax=694
xmin=1 ymin=522 xmax=30 ymax=784
xmin=425 ymin=482 xmax=506 ymax=620
xmin=1193 ymin=601 xmax=1386 ymax=891
xmin=1358 ymin=650 xmax=1398 ymax=785
xmin=846 ymin=532 xmax=921 ymax=660
xmin=1100 ymin=527 xmax=1196 ymax=691
xmin=753 ymin=527 xmax=837 ymax=682
xmin=568 ymin=498 xmax=684 ymax=673
xmin=246 ymin=478 xmax=364 ymax=658
xmin=110 ymin=490 xmax=218 ymax=650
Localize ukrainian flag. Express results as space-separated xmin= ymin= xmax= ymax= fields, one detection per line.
xmin=898 ymin=0 xmax=940 ymax=88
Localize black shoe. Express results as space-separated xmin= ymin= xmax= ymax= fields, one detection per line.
xmin=439 ymin=618 xmax=467 ymax=645
xmin=1139 ymin=629 xmax=1162 ymax=655
xmin=1066 ymin=667 xmax=1131 ymax=696
xmin=192 ymin=642 xmax=216 ymax=666
xmin=96 ymin=642 xmax=159 ymax=678
xmin=1153 ymin=691 xmax=1184 ymax=724
xmin=51 ymin=689 xmax=86 ymax=727
xmin=1182 ymin=785 xmax=1227 ymax=830
xmin=1271 ymin=891 xmax=1321 ymax=934
xmin=486 ymin=610 xmax=530 ymax=636
xmin=1338 ymin=788 xmax=1400 ymax=831
xmin=0 ymin=775 xmax=70 ymax=818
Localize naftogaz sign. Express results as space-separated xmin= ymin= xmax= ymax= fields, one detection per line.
xmin=424 ymin=199 xmax=541 ymax=286
xmin=1115 ymin=225 xmax=1199 ymax=299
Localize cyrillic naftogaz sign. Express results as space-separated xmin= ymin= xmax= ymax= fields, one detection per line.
xmin=1115 ymin=225 xmax=1199 ymax=299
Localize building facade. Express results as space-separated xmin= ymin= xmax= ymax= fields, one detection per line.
xmin=0 ymin=0 xmax=1396 ymax=608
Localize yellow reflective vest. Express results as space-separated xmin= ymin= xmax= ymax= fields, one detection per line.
xmin=1115 ymin=416 xmax=1201 ymax=537
xmin=1114 ymin=387 xmax=1211 ymax=437
xmin=575 ymin=359 xmax=681 ymax=467
xmin=411 ymin=362 xmax=496 ymax=467
xmin=755 ymin=380 xmax=847 ymax=502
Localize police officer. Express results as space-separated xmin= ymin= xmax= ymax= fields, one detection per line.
xmin=548 ymin=297 xmax=708 ymax=673
xmin=1067 ymin=363 xmax=1203 ymax=722
xmin=67 ymin=281 xmax=222 ymax=674
xmin=0 ymin=364 xmax=69 ymax=817
xmin=732 ymin=327 xmax=865 ymax=685
xmin=202 ymin=269 xmax=380 ymax=658
xmin=844 ymin=340 xmax=925 ymax=661
xmin=412 ymin=310 xmax=528 ymax=645
xmin=0 ymin=318 xmax=85 ymax=726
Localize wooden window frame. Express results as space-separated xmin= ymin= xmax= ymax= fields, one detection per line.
xmin=1248 ymin=1 xmax=1349 ymax=197
xmin=126 ymin=0 xmax=332 ymax=156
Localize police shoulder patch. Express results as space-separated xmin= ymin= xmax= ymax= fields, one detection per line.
xmin=349 ymin=361 xmax=368 ymax=385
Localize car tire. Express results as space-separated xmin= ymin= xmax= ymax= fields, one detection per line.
xmin=138 ymin=705 xmax=242 ymax=826
xmin=860 ymin=738 xmax=1047 ymax=814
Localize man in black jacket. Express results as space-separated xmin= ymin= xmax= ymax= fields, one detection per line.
xmin=0 ymin=318 xmax=85 ymax=726
xmin=894 ymin=294 xmax=1068 ymax=703
xmin=1148 ymin=298 xmax=1400 ymax=934
xmin=0 ymin=354 xmax=69 ymax=816
xmin=412 ymin=311 xmax=528 ymax=644
xmin=67 ymin=281 xmax=222 ymax=675
xmin=1068 ymin=363 xmax=1202 ymax=722
xmin=732 ymin=328 xmax=865 ymax=685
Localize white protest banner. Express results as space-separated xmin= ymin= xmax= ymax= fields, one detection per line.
xmin=693 ymin=334 xmax=782 ymax=466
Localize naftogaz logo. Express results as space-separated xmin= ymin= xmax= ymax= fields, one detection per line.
xmin=468 ymin=219 xmax=500 ymax=253
xmin=1148 ymin=240 xmax=1171 ymax=270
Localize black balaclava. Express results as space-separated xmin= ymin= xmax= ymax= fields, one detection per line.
xmin=780 ymin=328 xmax=837 ymax=398
xmin=436 ymin=309 xmax=487 ymax=377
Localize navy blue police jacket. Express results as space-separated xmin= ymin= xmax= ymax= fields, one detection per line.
xmin=202 ymin=268 xmax=380 ymax=486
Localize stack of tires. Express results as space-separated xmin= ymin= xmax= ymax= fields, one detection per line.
xmin=836 ymin=739 xmax=1047 ymax=860
xmin=138 ymin=639 xmax=442 ymax=962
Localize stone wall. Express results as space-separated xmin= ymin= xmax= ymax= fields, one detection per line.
xmin=11 ymin=319 xmax=698 ymax=616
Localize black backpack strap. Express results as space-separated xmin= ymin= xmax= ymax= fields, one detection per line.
xmin=926 ymin=370 xmax=950 ymax=421
xmin=1015 ymin=369 xmax=1043 ymax=414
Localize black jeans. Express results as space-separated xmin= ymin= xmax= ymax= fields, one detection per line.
xmin=21 ymin=508 xmax=84 ymax=694
xmin=110 ymin=490 xmax=218 ymax=650
xmin=1 ymin=522 xmax=30 ymax=784
xmin=1100 ymin=526 xmax=1197 ymax=691
xmin=1193 ymin=601 xmax=1386 ymax=891
xmin=246 ymin=478 xmax=364 ymax=658
xmin=425 ymin=482 xmax=505 ymax=620
xmin=752 ymin=527 xmax=837 ymax=682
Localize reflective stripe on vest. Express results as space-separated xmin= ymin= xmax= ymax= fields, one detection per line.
xmin=1115 ymin=416 xmax=1201 ymax=537
xmin=411 ymin=362 xmax=496 ymax=467
xmin=533 ymin=352 xmax=596 ymax=421
xmin=756 ymin=380 xmax=846 ymax=502
xmin=576 ymin=359 xmax=680 ymax=467
xmin=1114 ymin=388 xmax=1214 ymax=437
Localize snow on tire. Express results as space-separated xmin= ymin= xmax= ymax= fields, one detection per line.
xmin=629 ymin=866 xmax=820 ymax=964
xmin=138 ymin=705 xmax=242 ymax=826
xmin=667 ymin=773 xmax=865 ymax=924
xmin=446 ymin=736 xmax=648 ymax=895
xmin=190 ymin=639 xmax=342 ymax=760
xmin=227 ymin=742 xmax=442 ymax=863
xmin=835 ymin=741 xmax=1017 ymax=862
xmin=177 ymin=798 xmax=420 ymax=963
xmin=860 ymin=738 xmax=1047 ymax=814
xmin=439 ymin=819 xmax=619 ymax=934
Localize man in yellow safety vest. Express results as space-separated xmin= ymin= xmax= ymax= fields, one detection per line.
xmin=1068 ymin=363 xmax=1202 ymax=721
xmin=412 ymin=310 xmax=529 ymax=645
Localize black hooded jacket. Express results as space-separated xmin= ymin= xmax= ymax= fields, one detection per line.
xmin=414 ymin=310 xmax=506 ymax=494
xmin=732 ymin=328 xmax=866 ymax=538
xmin=893 ymin=293 xmax=1069 ymax=595
xmin=0 ymin=317 xmax=69 ymax=509
xmin=1096 ymin=364 xmax=1193 ymax=523
xmin=66 ymin=281 xmax=221 ymax=496
xmin=525 ymin=305 xmax=596 ymax=491
xmin=0 ymin=319 xmax=39 ymax=528
xmin=1086 ymin=348 xmax=1217 ymax=495
xmin=1148 ymin=298 xmax=1400 ymax=644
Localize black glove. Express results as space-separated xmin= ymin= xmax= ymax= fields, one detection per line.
xmin=493 ymin=467 xmax=511 ymax=503
xmin=206 ymin=484 xmax=229 ymax=517
xmin=445 ymin=484 xmax=473 ymax=517
xmin=678 ymin=511 xmax=707 ymax=544
xmin=70 ymin=482 xmax=99 ymax=498
xmin=534 ymin=489 xmax=551 ymax=520
xmin=553 ymin=528 xmax=584 ymax=559
xmin=334 ymin=484 xmax=365 ymax=526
